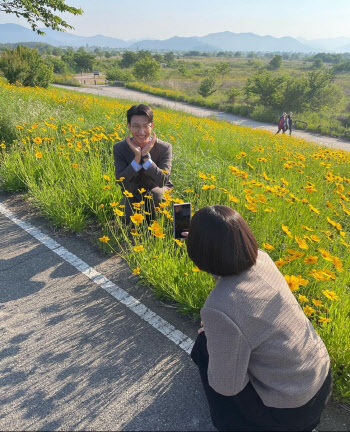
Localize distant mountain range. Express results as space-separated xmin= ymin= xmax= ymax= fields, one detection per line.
xmin=1 ymin=24 xmax=350 ymax=53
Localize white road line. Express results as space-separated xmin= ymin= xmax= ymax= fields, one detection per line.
xmin=0 ymin=202 xmax=195 ymax=355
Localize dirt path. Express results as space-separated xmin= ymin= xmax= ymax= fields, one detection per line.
xmin=53 ymin=82 xmax=350 ymax=152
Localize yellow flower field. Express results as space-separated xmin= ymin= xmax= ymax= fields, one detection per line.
xmin=0 ymin=80 xmax=349 ymax=401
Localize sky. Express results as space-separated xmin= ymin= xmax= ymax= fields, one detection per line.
xmin=1 ymin=0 xmax=350 ymax=41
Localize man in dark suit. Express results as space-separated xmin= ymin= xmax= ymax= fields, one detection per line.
xmin=113 ymin=104 xmax=173 ymax=222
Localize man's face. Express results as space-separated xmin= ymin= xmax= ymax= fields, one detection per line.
xmin=127 ymin=115 xmax=154 ymax=148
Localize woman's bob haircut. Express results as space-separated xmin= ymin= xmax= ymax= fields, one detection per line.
xmin=186 ymin=205 xmax=258 ymax=276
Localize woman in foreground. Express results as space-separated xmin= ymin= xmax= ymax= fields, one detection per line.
xmin=186 ymin=205 xmax=332 ymax=431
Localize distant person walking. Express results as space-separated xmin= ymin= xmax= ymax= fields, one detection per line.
xmin=276 ymin=112 xmax=286 ymax=134
xmin=286 ymin=112 xmax=293 ymax=135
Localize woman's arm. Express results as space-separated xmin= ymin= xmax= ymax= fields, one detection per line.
xmin=201 ymin=306 xmax=252 ymax=396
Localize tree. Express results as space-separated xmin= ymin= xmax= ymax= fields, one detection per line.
xmin=153 ymin=53 xmax=163 ymax=63
xmin=119 ymin=51 xmax=138 ymax=68
xmin=227 ymin=87 xmax=240 ymax=104
xmin=136 ymin=50 xmax=152 ymax=61
xmin=244 ymin=70 xmax=285 ymax=108
xmin=164 ymin=51 xmax=175 ymax=65
xmin=45 ymin=56 xmax=67 ymax=74
xmin=106 ymin=67 xmax=134 ymax=82
xmin=269 ymin=55 xmax=282 ymax=70
xmin=198 ymin=77 xmax=217 ymax=98
xmin=133 ymin=57 xmax=160 ymax=81
xmin=0 ymin=45 xmax=53 ymax=87
xmin=312 ymin=58 xmax=323 ymax=69
xmin=0 ymin=0 xmax=83 ymax=34
xmin=214 ymin=61 xmax=230 ymax=82
xmin=73 ymin=48 xmax=95 ymax=72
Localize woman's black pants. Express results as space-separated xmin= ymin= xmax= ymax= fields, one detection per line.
xmin=191 ymin=332 xmax=332 ymax=431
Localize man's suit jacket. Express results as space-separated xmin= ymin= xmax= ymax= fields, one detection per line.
xmin=113 ymin=138 xmax=173 ymax=193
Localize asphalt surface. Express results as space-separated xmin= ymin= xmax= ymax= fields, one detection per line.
xmin=0 ymin=193 xmax=213 ymax=431
xmin=1 ymin=193 xmax=350 ymax=431
xmin=53 ymin=82 xmax=350 ymax=153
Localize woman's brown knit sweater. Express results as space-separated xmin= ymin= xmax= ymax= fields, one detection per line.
xmin=201 ymin=249 xmax=330 ymax=408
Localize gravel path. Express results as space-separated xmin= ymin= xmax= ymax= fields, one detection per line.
xmin=53 ymin=83 xmax=350 ymax=152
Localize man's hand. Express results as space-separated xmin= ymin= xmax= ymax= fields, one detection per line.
xmin=126 ymin=134 xmax=142 ymax=164
xmin=141 ymin=132 xmax=157 ymax=156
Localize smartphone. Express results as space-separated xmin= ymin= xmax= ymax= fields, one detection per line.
xmin=173 ymin=203 xmax=191 ymax=239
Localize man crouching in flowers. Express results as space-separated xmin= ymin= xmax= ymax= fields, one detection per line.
xmin=113 ymin=104 xmax=173 ymax=223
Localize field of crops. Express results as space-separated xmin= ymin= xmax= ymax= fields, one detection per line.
xmin=0 ymin=80 xmax=349 ymax=401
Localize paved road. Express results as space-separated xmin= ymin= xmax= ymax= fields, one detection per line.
xmin=1 ymin=193 xmax=350 ymax=431
xmin=53 ymin=83 xmax=350 ymax=153
xmin=0 ymin=194 xmax=213 ymax=431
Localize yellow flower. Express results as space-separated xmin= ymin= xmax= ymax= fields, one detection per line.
xmin=103 ymin=185 xmax=111 ymax=190
xmin=116 ymin=176 xmax=125 ymax=182
xmin=132 ymin=267 xmax=141 ymax=275
xmin=275 ymin=258 xmax=287 ymax=268
xmin=134 ymin=245 xmax=145 ymax=252
xmin=310 ymin=235 xmax=321 ymax=242
xmin=148 ymin=220 xmax=161 ymax=231
xmin=113 ymin=209 xmax=124 ymax=217
xmin=327 ymin=217 xmax=342 ymax=231
xmin=123 ymin=191 xmax=133 ymax=198
xmin=174 ymin=238 xmax=184 ymax=246
xmin=229 ymin=194 xmax=240 ymax=203
xmin=301 ymin=225 xmax=313 ymax=231
xmin=138 ymin=188 xmax=146 ymax=194
xmin=262 ymin=243 xmax=275 ymax=250
xmin=318 ymin=316 xmax=332 ymax=324
xmin=0 ymin=142 xmax=6 ymax=149
xmin=304 ymin=255 xmax=318 ymax=264
xmin=153 ymin=230 xmax=166 ymax=239
xmin=35 ymin=151 xmax=42 ymax=159
xmin=33 ymin=137 xmax=42 ymax=144
xmin=285 ymin=275 xmax=309 ymax=291
xmin=318 ymin=248 xmax=333 ymax=261
xmin=295 ymin=236 xmax=308 ymax=250
xmin=304 ymin=185 xmax=317 ymax=193
xmin=245 ymin=203 xmax=258 ymax=212
xmin=303 ymin=305 xmax=315 ymax=317
xmin=103 ymin=175 xmax=111 ymax=182
xmin=282 ymin=224 xmax=293 ymax=238
xmin=322 ymin=290 xmax=339 ymax=301
xmin=130 ymin=213 xmax=145 ymax=226
xmin=110 ymin=202 xmax=119 ymax=207
xmin=308 ymin=204 xmax=320 ymax=214
xmin=312 ymin=299 xmax=323 ymax=307
xmin=286 ymin=249 xmax=305 ymax=257
xmin=72 ymin=163 xmax=79 ymax=169
xmin=144 ymin=195 xmax=152 ymax=199
xmin=192 ymin=267 xmax=201 ymax=272
xmin=331 ymin=256 xmax=343 ymax=272
xmin=99 ymin=235 xmax=110 ymax=243
xmin=284 ymin=275 xmax=300 ymax=291
xmin=99 ymin=204 xmax=104 ymax=209
xmin=298 ymin=295 xmax=309 ymax=303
